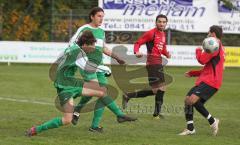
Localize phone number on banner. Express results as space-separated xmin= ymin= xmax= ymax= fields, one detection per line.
xmin=104 ymin=23 xmax=145 ymax=30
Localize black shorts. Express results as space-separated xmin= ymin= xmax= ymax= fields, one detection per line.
xmin=187 ymin=82 xmax=218 ymax=102
xmin=146 ymin=64 xmax=165 ymax=86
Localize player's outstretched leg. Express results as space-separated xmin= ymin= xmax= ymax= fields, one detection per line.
xmin=122 ymin=90 xmax=154 ymax=109
xmin=99 ymin=96 xmax=137 ymax=123
xmin=26 ymin=98 xmax=74 ymax=137
xmin=194 ymin=100 xmax=220 ymax=136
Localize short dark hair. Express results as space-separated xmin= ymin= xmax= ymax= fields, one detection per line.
xmin=88 ymin=7 xmax=104 ymax=22
xmin=156 ymin=14 xmax=168 ymax=22
xmin=76 ymin=30 xmax=96 ymax=46
xmin=209 ymin=25 xmax=223 ymax=40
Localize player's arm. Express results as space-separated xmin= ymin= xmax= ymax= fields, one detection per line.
xmin=196 ymin=47 xmax=218 ymax=65
xmin=185 ymin=69 xmax=202 ymax=77
xmin=103 ymin=43 xmax=125 ymax=64
xmin=161 ymin=44 xmax=171 ymax=58
xmin=75 ymin=51 xmax=111 ymax=76
xmin=134 ymin=31 xmax=152 ymax=58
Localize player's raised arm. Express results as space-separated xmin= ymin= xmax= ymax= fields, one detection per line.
xmin=103 ymin=43 xmax=125 ymax=64
xmin=134 ymin=31 xmax=152 ymax=57
xmin=196 ymin=47 xmax=218 ymax=65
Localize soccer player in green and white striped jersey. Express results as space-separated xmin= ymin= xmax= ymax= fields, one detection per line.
xmin=26 ymin=30 xmax=106 ymax=136
xmin=70 ymin=7 xmax=135 ymax=132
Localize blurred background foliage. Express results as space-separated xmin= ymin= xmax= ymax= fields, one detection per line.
xmin=0 ymin=0 xmax=239 ymax=46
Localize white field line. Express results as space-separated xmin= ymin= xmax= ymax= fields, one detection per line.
xmin=0 ymin=97 xmax=54 ymax=106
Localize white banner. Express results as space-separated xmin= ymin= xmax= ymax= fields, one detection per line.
xmin=105 ymin=44 xmax=201 ymax=66
xmin=218 ymin=0 xmax=240 ymax=33
xmin=99 ymin=0 xmax=240 ymax=33
xmin=0 ymin=41 xmax=199 ymax=66
xmin=0 ymin=41 xmax=239 ymax=67
xmin=0 ymin=41 xmax=67 ymax=63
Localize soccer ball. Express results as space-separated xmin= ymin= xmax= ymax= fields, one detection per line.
xmin=202 ymin=37 xmax=219 ymax=53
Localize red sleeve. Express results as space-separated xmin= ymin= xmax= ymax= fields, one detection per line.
xmin=187 ymin=69 xmax=202 ymax=77
xmin=196 ymin=48 xmax=218 ymax=65
xmin=134 ymin=31 xmax=153 ymax=54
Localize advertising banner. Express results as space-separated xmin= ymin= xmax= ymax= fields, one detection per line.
xmin=224 ymin=47 xmax=240 ymax=67
xmin=99 ymin=0 xmax=240 ymax=33
xmin=0 ymin=41 xmax=67 ymax=63
xmin=0 ymin=41 xmax=239 ymax=67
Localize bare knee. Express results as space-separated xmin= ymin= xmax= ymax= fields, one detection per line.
xmin=62 ymin=115 xmax=73 ymax=125
xmin=151 ymin=85 xmax=166 ymax=94
xmin=185 ymin=95 xmax=199 ymax=106
xmin=96 ymin=87 xmax=107 ymax=98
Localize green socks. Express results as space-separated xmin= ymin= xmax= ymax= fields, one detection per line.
xmin=74 ymin=96 xmax=92 ymax=112
xmin=91 ymin=100 xmax=105 ymax=128
xmin=99 ymin=96 xmax=124 ymax=117
xmin=91 ymin=96 xmax=124 ymax=128
xmin=36 ymin=117 xmax=63 ymax=133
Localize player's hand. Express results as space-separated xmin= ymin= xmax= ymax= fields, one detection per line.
xmin=117 ymin=59 xmax=125 ymax=65
xmin=135 ymin=52 xmax=143 ymax=58
xmin=184 ymin=71 xmax=191 ymax=78
xmin=196 ymin=47 xmax=203 ymax=52
xmin=166 ymin=52 xmax=171 ymax=58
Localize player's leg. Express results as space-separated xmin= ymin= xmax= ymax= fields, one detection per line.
xmin=72 ymin=96 xmax=92 ymax=125
xmin=88 ymin=73 xmax=107 ymax=132
xmin=71 ymin=79 xmax=106 ymax=125
xmin=179 ymin=86 xmax=197 ymax=135
xmin=122 ymin=65 xmax=157 ymax=109
xmin=122 ymin=89 xmax=154 ymax=109
xmin=190 ymin=82 xmax=219 ymax=136
xmin=94 ymin=73 xmax=137 ymax=125
xmin=72 ymin=70 xmax=104 ymax=126
xmin=150 ymin=65 xmax=166 ymax=118
xmin=97 ymin=94 xmax=137 ymax=123
xmin=26 ymin=80 xmax=105 ymax=136
xmin=26 ymin=96 xmax=74 ymax=137
xmin=193 ymin=99 xmax=219 ymax=136
xmin=75 ymin=70 xmax=100 ymax=114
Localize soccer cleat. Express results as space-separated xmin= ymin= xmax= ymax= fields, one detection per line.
xmin=210 ymin=118 xmax=220 ymax=136
xmin=117 ymin=115 xmax=137 ymax=123
xmin=153 ymin=114 xmax=165 ymax=119
xmin=25 ymin=126 xmax=37 ymax=137
xmin=122 ymin=94 xmax=130 ymax=109
xmin=178 ymin=129 xmax=196 ymax=136
xmin=71 ymin=112 xmax=80 ymax=125
xmin=89 ymin=126 xmax=103 ymax=133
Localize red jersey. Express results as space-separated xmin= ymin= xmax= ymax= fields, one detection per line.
xmin=134 ymin=28 xmax=170 ymax=65
xmin=188 ymin=42 xmax=225 ymax=89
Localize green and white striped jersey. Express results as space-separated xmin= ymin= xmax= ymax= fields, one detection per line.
xmin=53 ymin=43 xmax=110 ymax=89
xmin=69 ymin=24 xmax=105 ymax=66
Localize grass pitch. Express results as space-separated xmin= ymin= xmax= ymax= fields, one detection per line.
xmin=0 ymin=63 xmax=239 ymax=145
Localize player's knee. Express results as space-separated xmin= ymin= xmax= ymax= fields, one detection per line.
xmin=96 ymin=87 xmax=107 ymax=98
xmin=185 ymin=97 xmax=193 ymax=105
xmin=152 ymin=88 xmax=158 ymax=94
xmin=62 ymin=116 xmax=73 ymax=125
xmin=159 ymin=86 xmax=166 ymax=91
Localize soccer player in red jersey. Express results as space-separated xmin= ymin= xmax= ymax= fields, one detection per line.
xmin=179 ymin=25 xmax=225 ymax=136
xmin=122 ymin=14 xmax=171 ymax=119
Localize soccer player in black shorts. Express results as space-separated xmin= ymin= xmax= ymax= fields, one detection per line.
xmin=122 ymin=14 xmax=171 ymax=119
xmin=179 ymin=25 xmax=225 ymax=136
